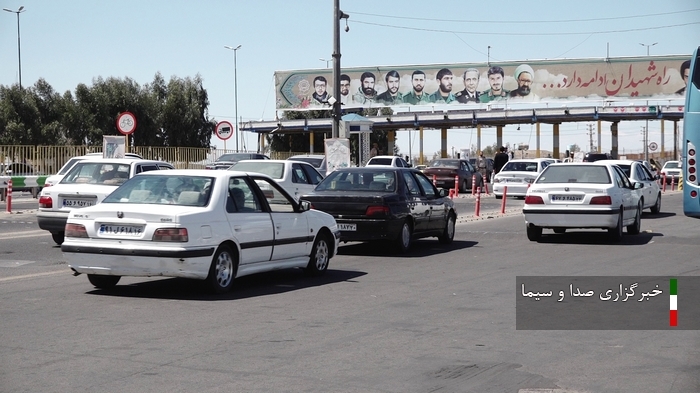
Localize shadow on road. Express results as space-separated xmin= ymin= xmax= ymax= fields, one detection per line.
xmin=532 ymin=231 xmax=662 ymax=245
xmin=641 ymin=211 xmax=676 ymax=219
xmin=338 ymin=239 xmax=478 ymax=258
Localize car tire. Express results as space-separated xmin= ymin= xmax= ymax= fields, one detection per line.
xmin=52 ymin=232 xmax=65 ymax=245
xmin=650 ymin=193 xmax=661 ymax=214
xmin=87 ymin=274 xmax=120 ymax=289
xmin=438 ymin=213 xmax=456 ymax=244
xmin=608 ymin=210 xmax=623 ymax=242
xmin=553 ymin=228 xmax=566 ymax=234
xmin=306 ymin=234 xmax=330 ymax=276
xmin=459 ymin=179 xmax=468 ymax=193
xmin=206 ymin=245 xmax=237 ymax=294
xmin=495 ymin=194 xmax=503 ymax=200
xmin=526 ymin=225 xmax=542 ymax=241
xmin=395 ymin=220 xmax=413 ymax=253
xmin=627 ymin=203 xmax=642 ymax=235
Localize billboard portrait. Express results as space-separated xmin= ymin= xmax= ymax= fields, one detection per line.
xmin=275 ymin=55 xmax=690 ymax=110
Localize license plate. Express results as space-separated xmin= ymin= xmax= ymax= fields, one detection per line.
xmin=99 ymin=224 xmax=144 ymax=237
xmin=551 ymin=195 xmax=583 ymax=202
xmin=63 ymin=198 xmax=96 ymax=207
xmin=338 ymin=223 xmax=356 ymax=231
xmin=505 ymin=178 xmax=521 ymax=183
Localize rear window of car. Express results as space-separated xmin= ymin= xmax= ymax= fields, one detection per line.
xmin=537 ymin=165 xmax=611 ymax=184
xmin=501 ymin=161 xmax=539 ymax=172
xmin=291 ymin=157 xmax=324 ymax=167
xmin=62 ymin=162 xmax=131 ymax=186
xmin=367 ymin=158 xmax=393 ymax=166
xmin=103 ymin=175 xmax=214 ymax=206
xmin=583 ymin=153 xmax=610 ymax=162
xmin=230 ymin=162 xmax=284 ymax=179
xmin=428 ymin=160 xmax=459 ymax=168
xmin=663 ymin=161 xmax=680 ymax=169
xmin=316 ymin=170 xmax=396 ymax=192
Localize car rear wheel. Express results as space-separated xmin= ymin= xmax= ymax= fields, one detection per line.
xmin=526 ymin=225 xmax=542 ymax=241
xmin=438 ymin=213 xmax=456 ymax=244
xmin=395 ymin=220 xmax=413 ymax=253
xmin=459 ymin=179 xmax=468 ymax=193
xmin=206 ymin=245 xmax=237 ymax=294
xmin=51 ymin=232 xmax=64 ymax=245
xmin=608 ymin=210 xmax=623 ymax=242
xmin=306 ymin=234 xmax=330 ymax=276
xmin=553 ymin=228 xmax=566 ymax=234
xmin=87 ymin=274 xmax=120 ymax=289
xmin=650 ymin=193 xmax=661 ymax=214
xmin=495 ymin=194 xmax=503 ymax=200
xmin=627 ymin=203 xmax=642 ymax=235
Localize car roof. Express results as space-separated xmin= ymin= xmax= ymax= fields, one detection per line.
xmin=289 ymin=154 xmax=325 ymax=159
xmin=600 ymin=159 xmax=636 ymax=165
xmin=369 ymin=155 xmax=399 ymax=159
xmin=235 ymin=159 xmax=309 ymax=164
xmin=505 ymin=158 xmax=551 ymax=162
xmin=139 ymin=168 xmax=276 ymax=180
xmin=75 ymin=158 xmax=170 ymax=165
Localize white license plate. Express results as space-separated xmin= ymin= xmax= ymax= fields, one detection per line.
xmin=505 ymin=178 xmax=522 ymax=183
xmin=99 ymin=224 xmax=144 ymax=236
xmin=551 ymin=195 xmax=583 ymax=202
xmin=63 ymin=198 xmax=96 ymax=207
xmin=338 ymin=223 xmax=356 ymax=231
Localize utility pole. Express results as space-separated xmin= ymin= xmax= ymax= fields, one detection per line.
xmin=641 ymin=126 xmax=648 ymax=160
xmin=587 ymin=123 xmax=595 ymax=152
xmin=331 ymin=0 xmax=349 ymax=139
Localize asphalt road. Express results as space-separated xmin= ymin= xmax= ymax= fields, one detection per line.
xmin=0 ymin=191 xmax=696 ymax=392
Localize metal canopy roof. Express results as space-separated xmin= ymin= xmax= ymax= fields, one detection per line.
xmin=240 ymin=104 xmax=684 ymax=135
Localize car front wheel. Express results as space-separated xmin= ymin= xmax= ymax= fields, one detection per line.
xmin=206 ymin=245 xmax=237 ymax=294
xmin=650 ymin=193 xmax=661 ymax=214
xmin=87 ymin=274 xmax=120 ymax=289
xmin=306 ymin=234 xmax=330 ymax=276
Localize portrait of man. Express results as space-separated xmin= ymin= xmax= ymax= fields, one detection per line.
xmin=429 ymin=68 xmax=456 ymax=104
xmin=509 ymin=64 xmax=538 ymax=101
xmin=339 ymin=74 xmax=353 ymax=105
xmin=455 ymin=68 xmax=481 ymax=104
xmin=479 ymin=66 xmax=509 ymax=103
xmin=376 ymin=70 xmax=403 ymax=105
xmin=677 ymin=60 xmax=691 ymax=95
xmin=353 ymin=72 xmax=377 ymax=104
xmin=312 ymin=76 xmax=329 ymax=105
xmin=402 ymin=70 xmax=430 ymax=105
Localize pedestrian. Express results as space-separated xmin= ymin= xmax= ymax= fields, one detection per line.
xmin=370 ymin=143 xmax=379 ymax=158
xmin=476 ymin=151 xmax=487 ymax=178
xmin=493 ymin=146 xmax=509 ymax=174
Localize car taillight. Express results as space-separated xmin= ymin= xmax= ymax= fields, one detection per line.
xmin=525 ymin=178 xmax=535 ymax=183
xmin=365 ymin=206 xmax=389 ymax=217
xmin=153 ymin=228 xmax=189 ymax=242
xmin=65 ymin=223 xmax=88 ymax=238
xmin=590 ymin=195 xmax=612 ymax=205
xmin=524 ymin=195 xmax=544 ymax=204
xmin=39 ymin=195 xmax=52 ymax=208
xmin=493 ymin=178 xmax=502 ymax=183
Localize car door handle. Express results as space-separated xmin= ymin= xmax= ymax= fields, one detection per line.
xmin=233 ymin=225 xmax=242 ymax=232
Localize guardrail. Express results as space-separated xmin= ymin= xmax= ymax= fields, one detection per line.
xmin=0 ymin=176 xmax=44 ymax=200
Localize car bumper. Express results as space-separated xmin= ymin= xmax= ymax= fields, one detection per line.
xmin=523 ymin=207 xmax=621 ymax=228
xmin=336 ymin=218 xmax=403 ymax=242
xmin=493 ymin=183 xmax=529 ymax=196
xmin=62 ymin=242 xmax=215 ymax=279
xmin=37 ymin=210 xmax=69 ymax=232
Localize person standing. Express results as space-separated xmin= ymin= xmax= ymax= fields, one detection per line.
xmin=476 ymin=151 xmax=487 ymax=179
xmin=370 ymin=143 xmax=379 ymax=158
xmin=493 ymin=146 xmax=509 ymax=175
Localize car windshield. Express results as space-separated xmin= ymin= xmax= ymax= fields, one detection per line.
xmin=61 ymin=162 xmax=132 ymax=186
xmin=217 ymin=153 xmax=250 ymax=162
xmin=664 ymin=162 xmax=680 ymax=169
xmin=536 ymin=165 xmax=611 ymax=184
xmin=291 ymin=157 xmax=323 ymax=167
xmin=429 ymin=160 xmax=459 ymax=168
xmin=103 ymin=175 xmax=214 ymax=206
xmin=316 ymin=169 xmax=397 ymax=192
xmin=230 ymin=162 xmax=284 ymax=179
xmin=57 ymin=158 xmax=84 ymax=175
xmin=501 ymin=161 xmax=538 ymax=172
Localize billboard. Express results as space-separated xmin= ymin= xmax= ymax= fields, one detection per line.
xmin=275 ymin=55 xmax=690 ymax=110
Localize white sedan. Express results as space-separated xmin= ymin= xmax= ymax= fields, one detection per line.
xmin=61 ymin=170 xmax=340 ymax=294
xmin=522 ymin=162 xmax=643 ymax=242
xmin=604 ymin=159 xmax=661 ymax=214
xmin=229 ymin=159 xmax=324 ymax=200
xmin=492 ymin=158 xmax=553 ymax=199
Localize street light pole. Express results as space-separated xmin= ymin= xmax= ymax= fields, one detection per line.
xmin=639 ymin=42 xmax=658 ymax=56
xmin=639 ymin=42 xmax=656 ymax=161
xmin=224 ymin=44 xmax=242 ymax=152
xmin=319 ymin=58 xmax=331 ymax=68
xmin=332 ymin=0 xmax=349 ymax=139
xmin=3 ymin=6 xmax=25 ymax=89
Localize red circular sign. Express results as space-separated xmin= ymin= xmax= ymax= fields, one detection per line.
xmin=116 ymin=112 xmax=137 ymax=135
xmin=215 ymin=121 xmax=234 ymax=141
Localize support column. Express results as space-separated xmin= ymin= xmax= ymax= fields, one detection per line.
xmin=597 ymin=120 xmax=602 ymax=153
xmin=476 ymin=125 xmax=482 ymax=154
xmin=496 ymin=125 xmax=503 ymax=151
xmin=441 ymin=128 xmax=448 ymax=158
xmin=388 ymin=130 xmax=396 ymax=156
xmin=536 ymin=123 xmax=541 ymax=158
xmin=419 ymin=126 xmax=424 ymax=164
xmin=259 ymin=133 xmax=266 ymax=154
xmin=660 ymin=120 xmax=665 ymax=160
xmin=611 ymin=122 xmax=619 ymax=159
xmin=673 ymin=120 xmax=678 ymax=160
xmin=309 ymin=132 xmax=314 ymax=154
xmin=553 ymin=123 xmax=560 ymax=159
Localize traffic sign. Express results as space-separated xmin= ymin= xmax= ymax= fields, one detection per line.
xmin=116 ymin=112 xmax=137 ymax=135
xmin=649 ymin=142 xmax=658 ymax=151
xmin=215 ymin=121 xmax=234 ymax=141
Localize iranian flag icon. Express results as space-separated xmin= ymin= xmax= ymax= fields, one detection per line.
xmin=670 ymin=279 xmax=677 ymax=327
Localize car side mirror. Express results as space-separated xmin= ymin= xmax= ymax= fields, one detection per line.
xmin=438 ymin=188 xmax=449 ymax=197
xmin=633 ymin=182 xmax=644 ymax=190
xmin=298 ymin=200 xmax=311 ymax=212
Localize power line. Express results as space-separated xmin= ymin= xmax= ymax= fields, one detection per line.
xmin=346 ymin=8 xmax=700 ymax=24
xmin=351 ymin=20 xmax=700 ymax=36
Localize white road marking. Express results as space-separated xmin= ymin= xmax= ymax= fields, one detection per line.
xmin=0 ymin=229 xmax=48 ymax=239
xmin=0 ymin=270 xmax=66 ymax=283
xmin=0 ymin=260 xmax=35 ymax=268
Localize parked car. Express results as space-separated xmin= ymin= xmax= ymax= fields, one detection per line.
xmin=229 ymin=159 xmax=324 ymax=200
xmin=37 ymin=158 xmax=174 ymax=245
xmin=468 ymin=157 xmax=494 ymax=182
xmin=492 ymin=158 xmax=553 ymax=199
xmin=61 ymin=170 xmax=340 ymax=293
xmin=422 ymin=158 xmax=481 ymax=193
xmin=44 ymin=152 xmax=143 ymax=187
xmin=582 ymin=152 xmax=612 ymax=162
xmin=522 ymin=162 xmax=643 ymax=242
xmin=205 ymin=153 xmax=270 ymax=170
xmin=365 ymin=155 xmax=411 ymax=168
xmin=300 ymin=167 xmax=456 ymax=252
xmin=604 ymin=159 xmax=661 ymax=214
xmin=288 ymin=154 xmax=327 ymax=175
xmin=660 ymin=160 xmax=681 ymax=184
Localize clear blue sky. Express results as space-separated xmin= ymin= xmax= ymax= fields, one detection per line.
xmin=1 ymin=0 xmax=698 ymax=156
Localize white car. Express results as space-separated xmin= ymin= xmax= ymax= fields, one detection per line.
xmin=61 ymin=170 xmax=340 ymax=294
xmin=660 ymin=160 xmax=681 ymax=184
xmin=43 ymin=152 xmax=143 ymax=187
xmin=37 ymin=158 xmax=173 ymax=245
xmin=229 ymin=159 xmax=324 ymax=200
xmin=288 ymin=154 xmax=327 ymax=175
xmin=492 ymin=158 xmax=553 ymax=199
xmin=522 ymin=162 xmax=643 ymax=242
xmin=604 ymin=159 xmax=661 ymax=213
xmin=365 ymin=155 xmax=411 ymax=168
